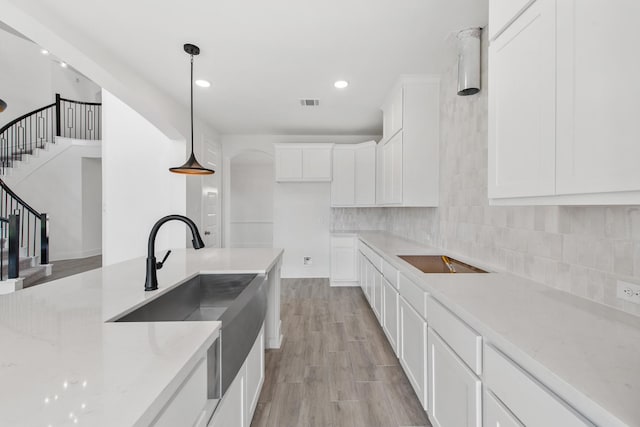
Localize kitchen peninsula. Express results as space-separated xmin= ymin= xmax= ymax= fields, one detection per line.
xmin=0 ymin=247 xmax=283 ymax=427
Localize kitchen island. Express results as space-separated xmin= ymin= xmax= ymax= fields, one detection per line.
xmin=0 ymin=247 xmax=283 ymax=427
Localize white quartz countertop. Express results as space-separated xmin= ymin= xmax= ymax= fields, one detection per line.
xmin=0 ymin=247 xmax=283 ymax=427
xmin=357 ymin=231 xmax=640 ymax=427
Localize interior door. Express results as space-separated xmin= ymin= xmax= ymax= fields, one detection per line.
xmin=202 ymin=140 xmax=221 ymax=247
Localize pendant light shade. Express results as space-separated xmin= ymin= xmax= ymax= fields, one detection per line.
xmin=170 ymin=43 xmax=214 ymax=175
xmin=0 ymin=98 xmax=7 ymax=113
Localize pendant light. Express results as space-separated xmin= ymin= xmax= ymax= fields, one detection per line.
xmin=0 ymin=98 xmax=6 ymax=113
xmin=170 ymin=43 xmax=215 ymax=175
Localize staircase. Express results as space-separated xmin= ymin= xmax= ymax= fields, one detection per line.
xmin=0 ymin=94 xmax=101 ymax=293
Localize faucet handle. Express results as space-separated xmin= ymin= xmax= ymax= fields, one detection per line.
xmin=156 ymin=250 xmax=172 ymax=270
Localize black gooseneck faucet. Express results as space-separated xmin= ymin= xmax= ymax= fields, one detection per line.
xmin=145 ymin=215 xmax=205 ymax=291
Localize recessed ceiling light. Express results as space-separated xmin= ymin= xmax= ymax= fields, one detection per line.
xmin=195 ymin=79 xmax=211 ymax=88
xmin=334 ymin=80 xmax=349 ymax=89
xmin=60 ymin=62 xmax=68 ymax=68
xmin=41 ymin=49 xmax=49 ymax=55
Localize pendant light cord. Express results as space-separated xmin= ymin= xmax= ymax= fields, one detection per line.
xmin=190 ymin=54 xmax=194 ymax=154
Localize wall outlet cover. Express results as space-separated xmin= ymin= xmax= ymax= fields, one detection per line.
xmin=303 ymin=256 xmax=312 ymax=265
xmin=616 ymin=280 xmax=640 ymax=305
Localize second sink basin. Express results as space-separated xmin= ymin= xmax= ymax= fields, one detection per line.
xmin=398 ymin=255 xmax=487 ymax=274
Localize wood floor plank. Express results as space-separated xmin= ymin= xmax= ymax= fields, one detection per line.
xmin=327 ymin=351 xmax=358 ymax=402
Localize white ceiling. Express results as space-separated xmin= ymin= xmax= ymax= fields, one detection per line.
xmin=9 ymin=0 xmax=488 ymax=135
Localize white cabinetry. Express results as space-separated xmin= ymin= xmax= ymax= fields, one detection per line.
xmin=209 ymin=325 xmax=265 ymax=427
xmin=484 ymin=391 xmax=523 ymax=427
xmin=555 ymin=1 xmax=640 ymax=197
xmin=427 ymin=328 xmax=481 ymax=427
xmin=154 ymin=358 xmax=208 ymax=427
xmin=489 ymin=0 xmax=640 ymax=205
xmin=330 ymin=234 xmax=358 ymax=285
xmin=382 ymin=277 xmax=399 ymax=354
xmin=275 ymin=143 xmax=333 ymax=182
xmin=331 ymin=141 xmax=376 ymax=207
xmin=484 ymin=344 xmax=593 ymax=427
xmin=378 ymin=76 xmax=439 ymax=207
xmin=488 ymin=0 xmax=556 ymax=199
xmin=399 ymin=296 xmax=428 ymax=407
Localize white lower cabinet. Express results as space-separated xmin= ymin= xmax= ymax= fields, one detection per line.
xmin=484 ymin=390 xmax=523 ymax=427
xmin=382 ymin=278 xmax=399 ymax=354
xmin=427 ymin=328 xmax=481 ymax=427
xmin=153 ymin=357 xmax=208 ymax=427
xmin=372 ymin=267 xmax=383 ymax=321
xmin=484 ymin=344 xmax=593 ymax=427
xmin=209 ymin=324 xmax=265 ymax=427
xmin=330 ymin=235 xmax=358 ymax=285
xmin=399 ymin=296 xmax=428 ymax=407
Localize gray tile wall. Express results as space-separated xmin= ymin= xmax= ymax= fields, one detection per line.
xmin=332 ymin=32 xmax=640 ymax=316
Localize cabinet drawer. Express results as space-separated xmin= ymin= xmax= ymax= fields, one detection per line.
xmin=359 ymin=242 xmax=382 ymax=271
xmin=382 ymin=259 xmax=398 ymax=289
xmin=484 ymin=390 xmax=523 ymax=427
xmin=427 ymin=297 xmax=481 ymax=375
xmin=484 ymin=345 xmax=594 ymax=427
xmin=398 ymin=273 xmax=427 ymax=318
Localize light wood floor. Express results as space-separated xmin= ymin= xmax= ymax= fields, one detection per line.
xmin=252 ymin=278 xmax=432 ymax=427
xmin=30 ymin=255 xmax=102 ymax=287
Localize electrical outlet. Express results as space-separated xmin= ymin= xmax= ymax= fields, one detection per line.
xmin=616 ymin=280 xmax=640 ymax=304
xmin=303 ymin=256 xmax=312 ymax=265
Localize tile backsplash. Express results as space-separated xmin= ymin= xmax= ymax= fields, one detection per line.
xmin=331 ymin=33 xmax=640 ymax=316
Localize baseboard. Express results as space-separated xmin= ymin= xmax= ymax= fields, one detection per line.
xmin=330 ymin=280 xmax=359 ymax=287
xmin=51 ymin=247 xmax=101 ymax=261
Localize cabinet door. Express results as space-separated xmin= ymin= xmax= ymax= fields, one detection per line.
xmin=331 ymin=147 xmax=356 ymax=205
xmin=302 ymin=146 xmax=332 ymax=181
xmin=427 ymin=328 xmax=481 ymax=427
xmin=359 ymin=252 xmax=366 ymax=292
xmin=389 ymin=133 xmax=403 ymax=204
xmin=331 ymin=237 xmax=357 ymax=282
xmin=209 ymin=367 xmax=245 ymax=427
xmin=275 ymin=146 xmax=302 ymax=181
xmin=382 ymin=278 xmax=399 ymax=355
xmin=372 ymin=268 xmax=383 ymax=322
xmin=364 ymin=259 xmax=373 ymax=303
xmin=556 ymin=1 xmax=640 ymax=195
xmin=488 ymin=0 xmax=556 ymax=198
xmin=245 ymin=325 xmax=265 ymax=424
xmin=484 ymin=390 xmax=523 ymax=427
xmin=354 ymin=144 xmax=376 ymax=205
xmin=389 ymin=87 xmax=404 ymax=139
xmin=399 ymin=297 xmax=427 ymax=407
xmin=489 ymin=0 xmax=535 ymax=40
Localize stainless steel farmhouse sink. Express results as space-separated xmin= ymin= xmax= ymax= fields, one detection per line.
xmin=113 ymin=273 xmax=268 ymax=399
xmin=398 ymin=255 xmax=488 ymax=274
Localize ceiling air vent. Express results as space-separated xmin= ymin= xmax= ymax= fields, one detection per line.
xmin=300 ymin=99 xmax=320 ymax=107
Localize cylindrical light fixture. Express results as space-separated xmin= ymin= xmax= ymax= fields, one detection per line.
xmin=0 ymin=98 xmax=6 ymax=113
xmin=457 ymin=27 xmax=482 ymax=96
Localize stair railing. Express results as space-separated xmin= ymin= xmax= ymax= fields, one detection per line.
xmin=0 ymin=179 xmax=48 ymax=281
xmin=0 ymin=93 xmax=101 ymax=175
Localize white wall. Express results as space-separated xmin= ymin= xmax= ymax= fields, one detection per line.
xmin=82 ymin=158 xmax=102 ymax=257
xmin=230 ymin=154 xmax=274 ymax=248
xmin=5 ymin=139 xmax=101 ymax=261
xmin=222 ymin=134 xmax=378 ymax=278
xmin=102 ymin=90 xmax=186 ymax=266
xmin=0 ymin=27 xmax=100 ymax=128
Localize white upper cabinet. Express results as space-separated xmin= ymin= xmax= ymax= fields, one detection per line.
xmin=275 ymin=143 xmax=333 ymax=182
xmin=331 ymin=146 xmax=356 ymax=205
xmin=378 ymin=76 xmax=440 ymax=207
xmin=488 ymin=0 xmax=556 ymax=199
xmin=555 ymin=0 xmax=640 ymax=197
xmin=330 ymin=141 xmax=376 ymax=207
xmin=489 ymin=0 xmax=640 ymax=205
xmin=488 ymin=0 xmax=535 ymax=40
